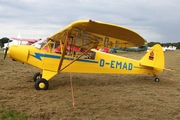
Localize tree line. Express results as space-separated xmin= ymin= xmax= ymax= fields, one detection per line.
xmin=0 ymin=37 xmax=10 ymax=48
xmin=148 ymin=42 xmax=180 ymax=49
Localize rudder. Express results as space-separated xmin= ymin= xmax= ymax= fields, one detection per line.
xmin=140 ymin=44 xmax=164 ymax=70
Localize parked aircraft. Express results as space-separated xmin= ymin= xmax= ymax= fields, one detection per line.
xmin=4 ymin=20 xmax=166 ymax=90
xmin=3 ymin=33 xmax=39 ymax=49
xmin=163 ymin=46 xmax=176 ymax=51
xmin=124 ymin=43 xmax=148 ymax=52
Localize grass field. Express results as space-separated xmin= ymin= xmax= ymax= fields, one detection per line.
xmin=0 ymin=50 xmax=180 ymax=120
xmin=0 ymin=50 xmax=3 ymax=53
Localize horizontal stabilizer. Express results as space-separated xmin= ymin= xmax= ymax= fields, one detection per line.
xmin=164 ymin=68 xmax=175 ymax=72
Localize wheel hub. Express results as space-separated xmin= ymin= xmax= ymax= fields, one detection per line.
xmin=39 ymin=82 xmax=45 ymax=89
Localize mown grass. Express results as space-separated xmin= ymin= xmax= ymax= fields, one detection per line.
xmin=0 ymin=49 xmax=180 ymax=119
xmin=0 ymin=105 xmax=28 ymax=120
xmin=0 ymin=50 xmax=4 ymax=55
xmin=0 ymin=53 xmax=27 ymax=119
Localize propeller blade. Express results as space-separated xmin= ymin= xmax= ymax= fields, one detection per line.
xmin=4 ymin=39 xmax=10 ymax=59
xmin=4 ymin=47 xmax=8 ymax=59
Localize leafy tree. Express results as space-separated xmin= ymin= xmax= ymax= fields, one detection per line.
xmin=148 ymin=42 xmax=161 ymax=47
xmin=0 ymin=37 xmax=10 ymax=48
xmin=176 ymin=42 xmax=180 ymax=49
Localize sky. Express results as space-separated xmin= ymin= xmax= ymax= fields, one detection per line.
xmin=0 ymin=0 xmax=180 ymax=43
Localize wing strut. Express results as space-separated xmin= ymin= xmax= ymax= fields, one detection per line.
xmin=58 ymin=31 xmax=69 ymax=71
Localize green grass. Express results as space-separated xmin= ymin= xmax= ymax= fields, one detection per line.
xmin=0 ymin=105 xmax=28 ymax=120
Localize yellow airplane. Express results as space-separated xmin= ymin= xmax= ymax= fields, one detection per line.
xmin=4 ymin=20 xmax=164 ymax=90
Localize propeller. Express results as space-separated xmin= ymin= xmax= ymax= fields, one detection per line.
xmin=4 ymin=47 xmax=8 ymax=59
xmin=4 ymin=39 xmax=10 ymax=59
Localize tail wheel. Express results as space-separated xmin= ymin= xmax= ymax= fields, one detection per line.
xmin=155 ymin=78 xmax=160 ymax=82
xmin=35 ymin=78 xmax=49 ymax=90
xmin=33 ymin=72 xmax=42 ymax=82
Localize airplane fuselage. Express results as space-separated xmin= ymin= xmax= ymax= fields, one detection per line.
xmin=9 ymin=45 xmax=159 ymax=77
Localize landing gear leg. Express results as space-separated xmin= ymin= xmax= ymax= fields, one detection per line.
xmin=34 ymin=70 xmax=58 ymax=90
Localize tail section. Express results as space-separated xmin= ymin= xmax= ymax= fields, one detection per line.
xmin=140 ymin=44 xmax=164 ymax=73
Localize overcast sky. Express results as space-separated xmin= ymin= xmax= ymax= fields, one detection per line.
xmin=0 ymin=0 xmax=179 ymax=43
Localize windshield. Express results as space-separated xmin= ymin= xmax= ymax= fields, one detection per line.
xmin=32 ymin=38 xmax=48 ymax=49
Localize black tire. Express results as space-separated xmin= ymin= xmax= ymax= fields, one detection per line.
xmin=35 ymin=78 xmax=49 ymax=90
xmin=33 ymin=72 xmax=42 ymax=82
xmin=155 ymin=78 xmax=160 ymax=82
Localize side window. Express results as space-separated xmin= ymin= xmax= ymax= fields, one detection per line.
xmin=42 ymin=43 xmax=51 ymax=52
xmin=104 ymin=37 xmax=109 ymax=47
xmin=115 ymin=40 xmax=119 ymax=48
xmin=42 ymin=41 xmax=59 ymax=53
xmin=53 ymin=42 xmax=60 ymax=53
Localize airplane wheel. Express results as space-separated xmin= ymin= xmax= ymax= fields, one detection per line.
xmin=155 ymin=78 xmax=160 ymax=82
xmin=35 ymin=78 xmax=49 ymax=90
xmin=33 ymin=72 xmax=42 ymax=82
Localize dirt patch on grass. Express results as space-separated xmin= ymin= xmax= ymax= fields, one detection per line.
xmin=0 ymin=50 xmax=180 ymax=120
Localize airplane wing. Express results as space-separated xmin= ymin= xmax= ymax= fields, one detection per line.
xmin=49 ymin=20 xmax=145 ymax=49
xmin=11 ymin=38 xmax=38 ymax=43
